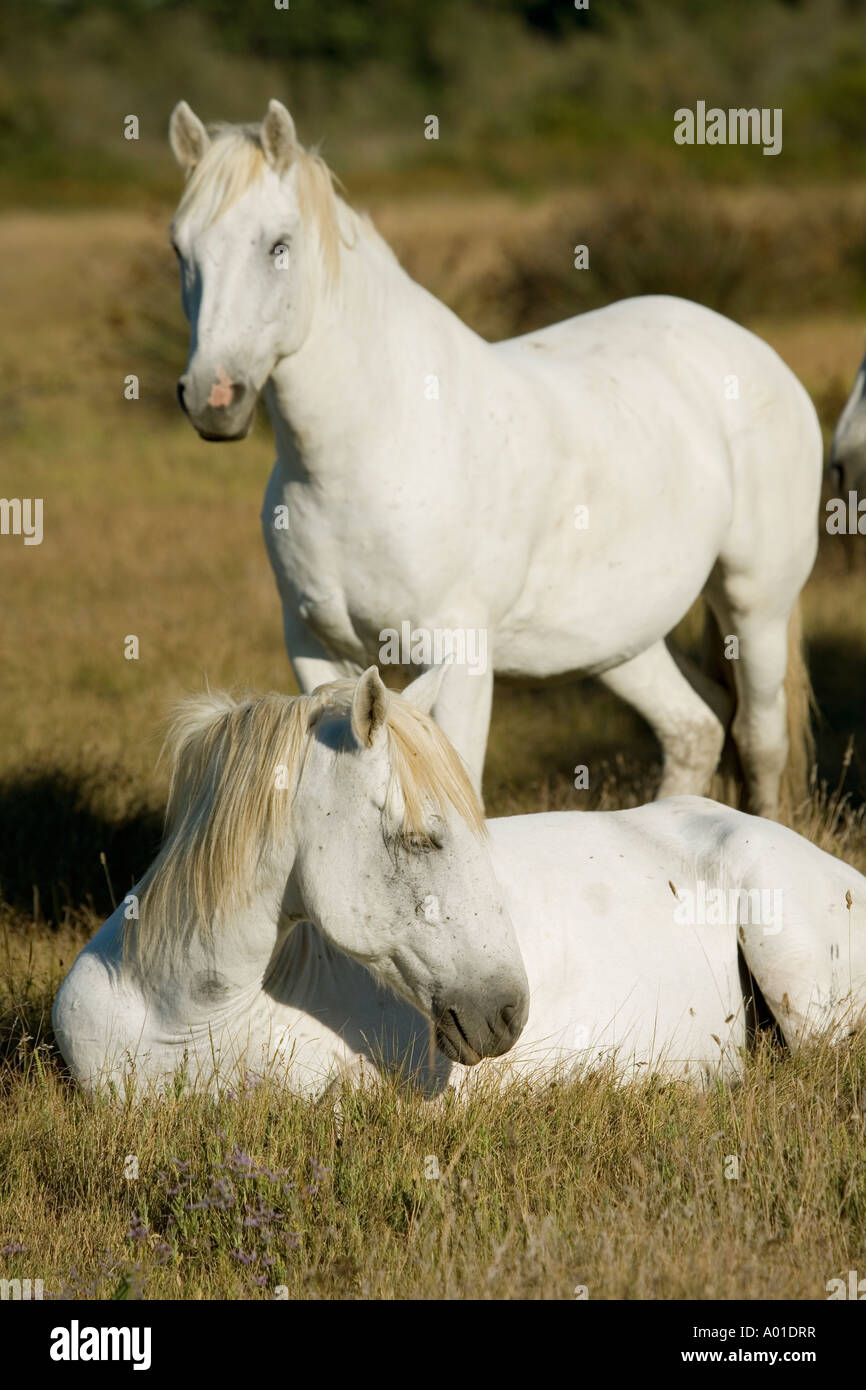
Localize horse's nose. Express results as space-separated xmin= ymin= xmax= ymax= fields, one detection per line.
xmin=489 ymin=997 xmax=529 ymax=1053
xmin=226 ymin=380 xmax=248 ymax=410
xmin=176 ymin=377 xmax=189 ymax=416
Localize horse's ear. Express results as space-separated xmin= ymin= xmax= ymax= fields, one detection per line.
xmin=261 ymin=99 xmax=297 ymax=171
xmin=169 ymin=101 xmax=210 ymax=173
xmin=351 ymin=667 xmax=390 ymax=749
xmin=401 ymin=659 xmax=453 ymax=716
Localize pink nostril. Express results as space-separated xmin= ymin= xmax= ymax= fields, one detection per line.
xmin=207 ymin=366 xmax=235 ymax=409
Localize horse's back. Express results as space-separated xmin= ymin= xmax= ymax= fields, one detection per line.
xmin=496 ymin=294 xmax=794 ymax=377
xmin=495 ymin=294 xmax=819 ymax=463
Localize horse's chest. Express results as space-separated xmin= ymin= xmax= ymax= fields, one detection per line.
xmin=269 ymin=505 xmax=402 ymax=660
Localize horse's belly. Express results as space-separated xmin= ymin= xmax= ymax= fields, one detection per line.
xmin=493 ymin=533 xmax=721 ymax=678
xmin=508 ymin=963 xmax=745 ymax=1082
xmin=489 ymin=399 xmax=731 ymax=676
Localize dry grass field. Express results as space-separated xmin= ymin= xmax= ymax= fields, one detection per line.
xmin=3 ymin=190 xmax=866 ymax=1299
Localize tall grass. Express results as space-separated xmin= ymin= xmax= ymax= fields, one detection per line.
xmin=2 ymin=951 xmax=865 ymax=1300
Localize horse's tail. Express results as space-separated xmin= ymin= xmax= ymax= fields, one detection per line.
xmin=700 ymin=600 xmax=815 ymax=818
xmin=780 ymin=600 xmax=816 ymax=817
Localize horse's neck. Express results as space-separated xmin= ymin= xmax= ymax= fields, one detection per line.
xmin=134 ymin=880 xmax=295 ymax=1022
xmin=264 ymin=918 xmax=354 ymax=1008
xmin=265 ymin=209 xmax=480 ymax=469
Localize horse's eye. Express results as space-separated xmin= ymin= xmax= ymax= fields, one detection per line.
xmin=407 ymin=827 xmax=444 ymax=853
xmin=386 ymin=826 xmax=440 ymax=855
xmin=270 ymin=240 xmax=290 ymax=257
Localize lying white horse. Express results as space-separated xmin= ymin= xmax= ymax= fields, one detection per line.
xmin=166 ymin=99 xmax=822 ymax=818
xmin=53 ymin=669 xmax=866 ymax=1097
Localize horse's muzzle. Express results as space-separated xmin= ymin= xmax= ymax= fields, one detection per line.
xmin=177 ymin=374 xmax=256 ymax=442
xmin=434 ymin=994 xmax=528 ymax=1065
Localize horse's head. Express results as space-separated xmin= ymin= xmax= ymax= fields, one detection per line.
xmin=134 ymin=668 xmax=528 ymax=1067
xmin=290 ymin=667 xmax=529 ymax=1064
xmin=830 ymin=348 xmax=866 ymax=496
xmin=168 ymin=99 xmax=336 ymax=442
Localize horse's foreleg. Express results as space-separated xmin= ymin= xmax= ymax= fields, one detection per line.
xmin=599 ymin=641 xmax=726 ymax=799
xmin=280 ymin=604 xmax=356 ymax=694
xmin=430 ymin=662 xmax=493 ymax=800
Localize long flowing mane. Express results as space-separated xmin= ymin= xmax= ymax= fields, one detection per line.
xmin=129 ymin=683 xmax=483 ymax=969
xmin=170 ymin=122 xmax=392 ymax=281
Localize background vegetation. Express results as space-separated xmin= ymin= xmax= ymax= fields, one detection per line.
xmin=6 ymin=0 xmax=866 ymax=202
xmin=2 ymin=0 xmax=866 ymax=1299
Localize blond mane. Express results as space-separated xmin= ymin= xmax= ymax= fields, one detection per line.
xmin=171 ymin=122 xmax=369 ymax=281
xmin=130 ymin=682 xmax=483 ymax=970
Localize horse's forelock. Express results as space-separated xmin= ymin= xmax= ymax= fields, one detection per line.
xmin=171 ymin=122 xmax=345 ymax=281
xmin=173 ymin=126 xmax=268 ymax=231
xmin=387 ymin=698 xmax=486 ymax=844
xmin=304 ymin=679 xmax=485 ymax=843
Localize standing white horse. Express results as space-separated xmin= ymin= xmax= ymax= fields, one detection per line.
xmin=167 ymin=100 xmax=822 ymax=817
xmin=54 ymin=669 xmax=866 ymax=1097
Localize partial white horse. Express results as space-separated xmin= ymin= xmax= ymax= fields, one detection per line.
xmin=54 ymin=669 xmax=866 ymax=1098
xmin=830 ymin=341 xmax=866 ymax=496
xmin=52 ymin=668 xmax=530 ymax=1096
xmin=167 ymin=100 xmax=822 ymax=818
xmin=498 ymin=798 xmax=866 ymax=1084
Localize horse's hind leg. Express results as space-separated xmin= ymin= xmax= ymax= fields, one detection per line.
xmin=598 ymin=640 xmax=727 ymax=798
xmin=704 ymin=577 xmax=796 ymax=819
xmin=738 ymin=874 xmax=866 ymax=1054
